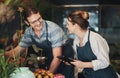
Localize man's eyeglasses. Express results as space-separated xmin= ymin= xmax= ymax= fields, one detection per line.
xmin=29 ymin=17 xmax=42 ymax=25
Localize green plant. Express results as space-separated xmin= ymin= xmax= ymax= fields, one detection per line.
xmin=0 ymin=49 xmax=19 ymax=78
xmin=0 ymin=1 xmax=27 ymax=77
xmin=26 ymin=45 xmax=46 ymax=69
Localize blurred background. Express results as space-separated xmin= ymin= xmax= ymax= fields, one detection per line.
xmin=0 ymin=0 xmax=120 ymax=73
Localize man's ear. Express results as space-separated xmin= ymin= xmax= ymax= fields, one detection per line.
xmin=24 ymin=20 xmax=29 ymax=26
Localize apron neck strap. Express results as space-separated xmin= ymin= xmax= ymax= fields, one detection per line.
xmin=88 ymin=30 xmax=90 ymax=41
xmin=45 ymin=21 xmax=49 ymax=41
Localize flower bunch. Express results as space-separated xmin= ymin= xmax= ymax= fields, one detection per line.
xmin=0 ymin=3 xmax=15 ymax=24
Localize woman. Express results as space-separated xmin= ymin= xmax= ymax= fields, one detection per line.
xmin=66 ymin=10 xmax=118 ymax=78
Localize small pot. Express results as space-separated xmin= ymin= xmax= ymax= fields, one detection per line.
xmin=10 ymin=67 xmax=35 ymax=78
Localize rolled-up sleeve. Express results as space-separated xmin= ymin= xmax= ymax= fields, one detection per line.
xmin=19 ymin=29 xmax=32 ymax=48
xmin=91 ymin=32 xmax=110 ymax=71
xmin=47 ymin=22 xmax=67 ymax=48
xmin=51 ymin=28 xmax=67 ymax=47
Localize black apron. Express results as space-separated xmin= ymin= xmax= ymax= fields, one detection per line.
xmin=76 ymin=30 xmax=118 ymax=78
xmin=28 ymin=22 xmax=52 ymax=70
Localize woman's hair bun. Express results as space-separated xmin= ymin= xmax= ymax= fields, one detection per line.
xmin=81 ymin=11 xmax=89 ymax=20
xmin=73 ymin=10 xmax=89 ymax=20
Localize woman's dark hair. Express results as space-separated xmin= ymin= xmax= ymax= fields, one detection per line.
xmin=22 ymin=6 xmax=39 ymax=21
xmin=67 ymin=10 xmax=89 ymax=30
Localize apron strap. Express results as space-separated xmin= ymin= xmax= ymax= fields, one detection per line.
xmin=45 ymin=21 xmax=49 ymax=42
xmin=45 ymin=21 xmax=51 ymax=46
xmin=88 ymin=30 xmax=90 ymax=41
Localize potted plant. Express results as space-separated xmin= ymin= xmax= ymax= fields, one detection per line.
xmin=0 ymin=49 xmax=36 ymax=78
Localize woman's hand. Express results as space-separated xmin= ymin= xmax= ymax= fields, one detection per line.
xmin=63 ymin=61 xmax=71 ymax=65
xmin=57 ymin=58 xmax=71 ymax=65
xmin=57 ymin=56 xmax=75 ymax=65
xmin=71 ymin=60 xmax=93 ymax=69
xmin=70 ymin=60 xmax=84 ymax=69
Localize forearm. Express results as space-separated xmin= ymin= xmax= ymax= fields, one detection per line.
xmin=49 ymin=47 xmax=62 ymax=73
xmin=49 ymin=57 xmax=61 ymax=73
xmin=71 ymin=60 xmax=93 ymax=69
xmin=5 ymin=46 xmax=24 ymax=57
xmin=82 ymin=62 xmax=93 ymax=68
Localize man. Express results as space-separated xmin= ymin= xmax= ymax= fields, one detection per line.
xmin=5 ymin=6 xmax=67 ymax=73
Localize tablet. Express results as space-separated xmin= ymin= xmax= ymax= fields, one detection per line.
xmin=57 ymin=56 xmax=74 ymax=63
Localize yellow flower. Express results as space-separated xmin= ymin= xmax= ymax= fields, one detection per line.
xmin=18 ymin=7 xmax=24 ymax=12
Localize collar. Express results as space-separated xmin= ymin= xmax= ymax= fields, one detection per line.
xmin=76 ymin=29 xmax=89 ymax=46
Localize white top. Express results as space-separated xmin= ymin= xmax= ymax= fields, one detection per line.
xmin=73 ymin=30 xmax=110 ymax=71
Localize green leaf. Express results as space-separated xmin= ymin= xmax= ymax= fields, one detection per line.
xmin=0 ymin=49 xmax=4 ymax=54
xmin=4 ymin=0 xmax=13 ymax=5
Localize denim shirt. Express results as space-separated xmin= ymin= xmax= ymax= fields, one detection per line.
xmin=19 ymin=20 xmax=67 ymax=48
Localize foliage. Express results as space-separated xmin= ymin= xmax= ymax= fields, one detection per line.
xmin=26 ymin=45 xmax=46 ymax=69
xmin=0 ymin=2 xmax=27 ymax=78
xmin=3 ymin=0 xmax=24 ymax=7
xmin=0 ymin=49 xmax=19 ymax=78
